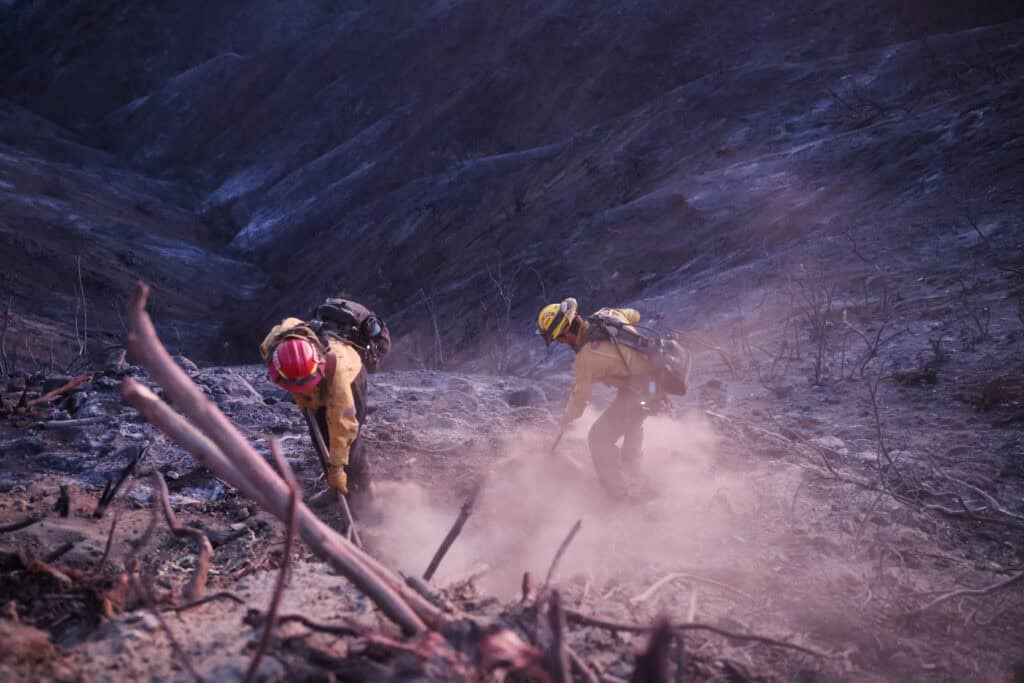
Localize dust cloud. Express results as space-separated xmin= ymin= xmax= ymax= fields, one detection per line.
xmin=371 ymin=404 xmax=769 ymax=598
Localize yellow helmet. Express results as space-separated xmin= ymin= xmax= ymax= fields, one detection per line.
xmin=537 ymin=298 xmax=578 ymax=345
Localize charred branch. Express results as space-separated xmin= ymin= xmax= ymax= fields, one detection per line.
xmin=423 ymin=477 xmax=483 ymax=582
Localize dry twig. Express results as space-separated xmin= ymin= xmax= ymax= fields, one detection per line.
xmin=905 ymin=571 xmax=1024 ymax=617
xmin=172 ymin=592 xmax=247 ymax=613
xmin=138 ymin=472 xmax=214 ymax=602
xmin=95 ymin=445 xmax=149 ymax=518
xmin=90 ymin=511 xmax=122 ymax=577
xmin=423 ymin=477 xmax=483 ymax=582
xmin=542 ymin=519 xmax=582 ymax=593
xmin=564 ymin=609 xmax=830 ymax=658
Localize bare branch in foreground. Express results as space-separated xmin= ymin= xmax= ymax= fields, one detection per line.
xmin=123 ymin=281 xmax=440 ymax=634
xmin=244 ymin=439 xmax=299 ymax=683
xmin=121 ymin=378 xmax=431 ymax=634
xmin=546 ymin=591 xmax=572 ymax=683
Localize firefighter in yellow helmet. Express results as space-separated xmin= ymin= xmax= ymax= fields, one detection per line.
xmin=538 ymin=298 xmax=659 ymax=499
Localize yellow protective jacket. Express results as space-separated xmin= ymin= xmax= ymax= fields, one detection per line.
xmin=259 ymin=318 xmax=363 ymax=468
xmin=561 ymin=308 xmax=653 ymax=426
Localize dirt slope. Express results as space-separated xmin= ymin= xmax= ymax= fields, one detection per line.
xmin=1 ymin=304 xmax=1022 ymax=680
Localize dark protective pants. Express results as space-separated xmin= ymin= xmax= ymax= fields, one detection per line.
xmin=313 ymin=368 xmax=375 ymax=520
xmin=587 ymin=389 xmax=647 ymax=498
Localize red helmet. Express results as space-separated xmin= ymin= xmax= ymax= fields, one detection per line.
xmin=269 ymin=338 xmax=323 ymax=393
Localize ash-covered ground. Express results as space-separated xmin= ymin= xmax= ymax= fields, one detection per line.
xmin=2 ymin=271 xmax=1022 ymax=682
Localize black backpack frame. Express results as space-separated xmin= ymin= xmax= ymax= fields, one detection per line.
xmin=583 ymin=315 xmax=693 ymax=396
xmin=310 ymin=298 xmax=391 ymax=373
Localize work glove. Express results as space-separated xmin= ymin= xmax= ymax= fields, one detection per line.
xmin=326 ymin=465 xmax=348 ymax=495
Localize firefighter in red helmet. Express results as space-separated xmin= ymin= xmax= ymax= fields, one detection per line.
xmin=260 ymin=318 xmax=372 ymax=516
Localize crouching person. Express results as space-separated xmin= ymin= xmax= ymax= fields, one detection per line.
xmin=259 ymin=317 xmax=375 ymax=520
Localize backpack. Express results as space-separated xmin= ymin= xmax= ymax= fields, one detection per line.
xmin=310 ymin=297 xmax=392 ymax=373
xmin=584 ymin=314 xmax=693 ymax=396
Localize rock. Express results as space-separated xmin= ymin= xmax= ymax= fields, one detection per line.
xmin=172 ymin=355 xmax=199 ymax=373
xmin=69 ymin=431 xmax=105 ymax=454
xmin=72 ymin=399 xmax=107 ymax=418
xmin=94 ymin=376 xmax=121 ymax=390
xmin=102 ymin=347 xmax=127 ymax=373
xmin=699 ymin=379 xmax=728 ymax=406
xmin=63 ymin=391 xmax=88 ymax=414
xmin=213 ymin=371 xmax=263 ymax=403
xmin=260 ymin=383 xmax=290 ymax=405
xmin=6 ymin=374 xmax=27 ymax=392
xmin=504 ymin=386 xmax=546 ymax=407
xmin=137 ymin=613 xmax=160 ymax=633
